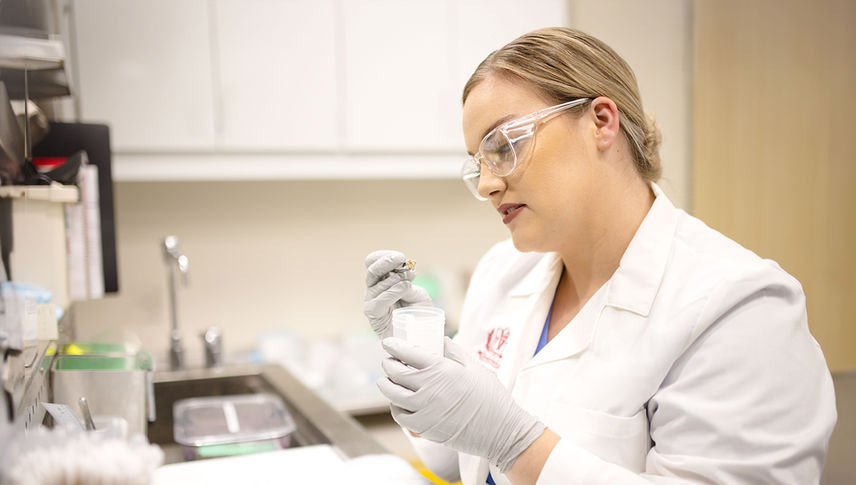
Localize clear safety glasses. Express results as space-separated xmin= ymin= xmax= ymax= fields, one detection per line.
xmin=461 ymin=97 xmax=591 ymax=201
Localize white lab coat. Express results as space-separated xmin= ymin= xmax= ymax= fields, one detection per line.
xmin=408 ymin=184 xmax=836 ymax=485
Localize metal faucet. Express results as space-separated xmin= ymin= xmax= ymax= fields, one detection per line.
xmin=201 ymin=326 xmax=223 ymax=368
xmin=163 ymin=236 xmax=189 ymax=370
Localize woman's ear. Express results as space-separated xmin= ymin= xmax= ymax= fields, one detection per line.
xmin=590 ymin=96 xmax=620 ymax=151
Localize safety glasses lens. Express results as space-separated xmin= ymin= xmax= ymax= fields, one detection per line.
xmin=481 ymin=130 xmax=516 ymax=176
xmin=461 ymin=158 xmax=486 ymax=201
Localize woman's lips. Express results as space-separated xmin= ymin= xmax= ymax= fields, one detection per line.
xmin=498 ymin=203 xmax=527 ymax=224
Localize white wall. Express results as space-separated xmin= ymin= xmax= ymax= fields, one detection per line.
xmin=71 ymin=179 xmax=507 ymax=367
xmin=572 ymin=0 xmax=693 ymax=209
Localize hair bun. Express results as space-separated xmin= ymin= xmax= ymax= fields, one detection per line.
xmin=642 ymin=111 xmax=663 ymax=181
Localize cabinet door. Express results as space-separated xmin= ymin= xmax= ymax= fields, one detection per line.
xmin=342 ymin=0 xmax=569 ymax=154
xmin=342 ymin=0 xmax=461 ymax=152
xmin=73 ymin=0 xmax=216 ymax=151
xmin=454 ymin=0 xmax=569 ymax=90
xmin=214 ymin=0 xmax=338 ymax=151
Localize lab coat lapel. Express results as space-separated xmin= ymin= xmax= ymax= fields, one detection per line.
xmin=522 ymin=289 xmax=605 ymax=369
xmin=462 ymin=253 xmax=562 ymax=485
xmin=496 ymin=253 xmax=563 ymax=388
xmin=606 ymin=183 xmax=677 ymax=316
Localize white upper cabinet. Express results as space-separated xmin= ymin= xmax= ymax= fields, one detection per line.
xmin=73 ymin=0 xmax=217 ymax=151
xmin=340 ymin=0 xmax=567 ymax=154
xmin=213 ymin=0 xmax=338 ymax=151
xmin=70 ymin=0 xmax=568 ymax=177
xmin=454 ymin=0 xmax=570 ymax=89
xmin=342 ymin=0 xmax=461 ymax=152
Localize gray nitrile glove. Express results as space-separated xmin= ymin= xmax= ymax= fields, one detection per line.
xmin=364 ymin=250 xmax=432 ymax=339
xmin=377 ymin=337 xmax=546 ymax=473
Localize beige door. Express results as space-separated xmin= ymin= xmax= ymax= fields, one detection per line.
xmin=692 ymin=0 xmax=856 ymax=371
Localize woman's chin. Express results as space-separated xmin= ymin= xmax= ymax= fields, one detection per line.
xmin=510 ymin=232 xmax=541 ymax=253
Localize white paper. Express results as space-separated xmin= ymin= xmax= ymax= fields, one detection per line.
xmin=42 ymin=402 xmax=85 ymax=430
xmin=152 ymin=446 xmax=429 ymax=485
xmin=80 ymin=164 xmax=104 ymax=299
xmin=36 ymin=303 xmax=58 ymax=340
xmin=65 ymin=202 xmax=88 ymax=302
xmin=152 ymin=445 xmax=345 ymax=485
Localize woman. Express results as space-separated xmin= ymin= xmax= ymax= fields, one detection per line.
xmin=363 ymin=28 xmax=835 ymax=485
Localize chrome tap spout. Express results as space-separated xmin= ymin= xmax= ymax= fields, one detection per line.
xmin=163 ymin=236 xmax=189 ymax=370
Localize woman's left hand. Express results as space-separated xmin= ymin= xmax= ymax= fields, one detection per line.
xmin=377 ymin=337 xmax=546 ymax=473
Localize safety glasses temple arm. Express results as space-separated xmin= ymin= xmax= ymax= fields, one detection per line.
xmin=504 ymin=97 xmax=592 ymax=131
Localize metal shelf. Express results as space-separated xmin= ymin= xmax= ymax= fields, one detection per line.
xmin=0 ymin=33 xmax=70 ymax=99
xmin=0 ymin=34 xmax=65 ymax=71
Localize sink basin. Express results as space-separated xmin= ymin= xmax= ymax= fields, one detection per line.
xmin=147 ymin=363 xmax=387 ymax=464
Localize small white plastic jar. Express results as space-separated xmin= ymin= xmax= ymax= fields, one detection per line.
xmin=392 ymin=307 xmax=445 ymax=356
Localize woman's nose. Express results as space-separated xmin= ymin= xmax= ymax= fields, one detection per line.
xmin=477 ymin=166 xmax=506 ymax=200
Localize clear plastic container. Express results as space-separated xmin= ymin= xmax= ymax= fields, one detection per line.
xmin=392 ymin=306 xmax=445 ymax=355
xmin=51 ymin=347 xmax=154 ymax=436
xmin=172 ymin=393 xmax=296 ymax=460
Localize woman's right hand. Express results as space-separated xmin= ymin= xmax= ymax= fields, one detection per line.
xmin=364 ymin=250 xmax=432 ymax=339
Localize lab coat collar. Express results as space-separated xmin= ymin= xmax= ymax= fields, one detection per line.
xmin=508 ymin=252 xmax=564 ymax=297
xmin=506 ymin=183 xmax=676 ymax=314
xmin=498 ymin=255 xmax=563 ymax=385
xmin=605 ymin=183 xmax=677 ymax=317
xmin=517 ymin=184 xmax=676 ymax=374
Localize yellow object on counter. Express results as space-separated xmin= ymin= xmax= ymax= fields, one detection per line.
xmin=63 ymin=343 xmax=84 ymax=355
xmin=409 ymin=459 xmax=462 ymax=485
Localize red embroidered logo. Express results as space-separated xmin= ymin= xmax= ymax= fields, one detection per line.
xmin=478 ymin=328 xmax=510 ymax=369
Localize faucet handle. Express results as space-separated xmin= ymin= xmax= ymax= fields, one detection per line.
xmin=201 ymin=326 xmax=223 ymax=368
xmin=169 ymin=330 xmax=185 ymax=370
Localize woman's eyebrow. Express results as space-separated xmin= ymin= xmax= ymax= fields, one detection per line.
xmin=467 ymin=114 xmax=516 ymax=156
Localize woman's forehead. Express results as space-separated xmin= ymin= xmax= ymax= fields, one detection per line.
xmin=462 ymin=76 xmax=547 ymax=146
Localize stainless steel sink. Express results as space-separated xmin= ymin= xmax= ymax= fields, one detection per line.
xmin=147 ymin=363 xmax=387 ymax=464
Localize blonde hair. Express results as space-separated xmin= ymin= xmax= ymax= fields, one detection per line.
xmin=463 ymin=27 xmax=662 ymax=182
